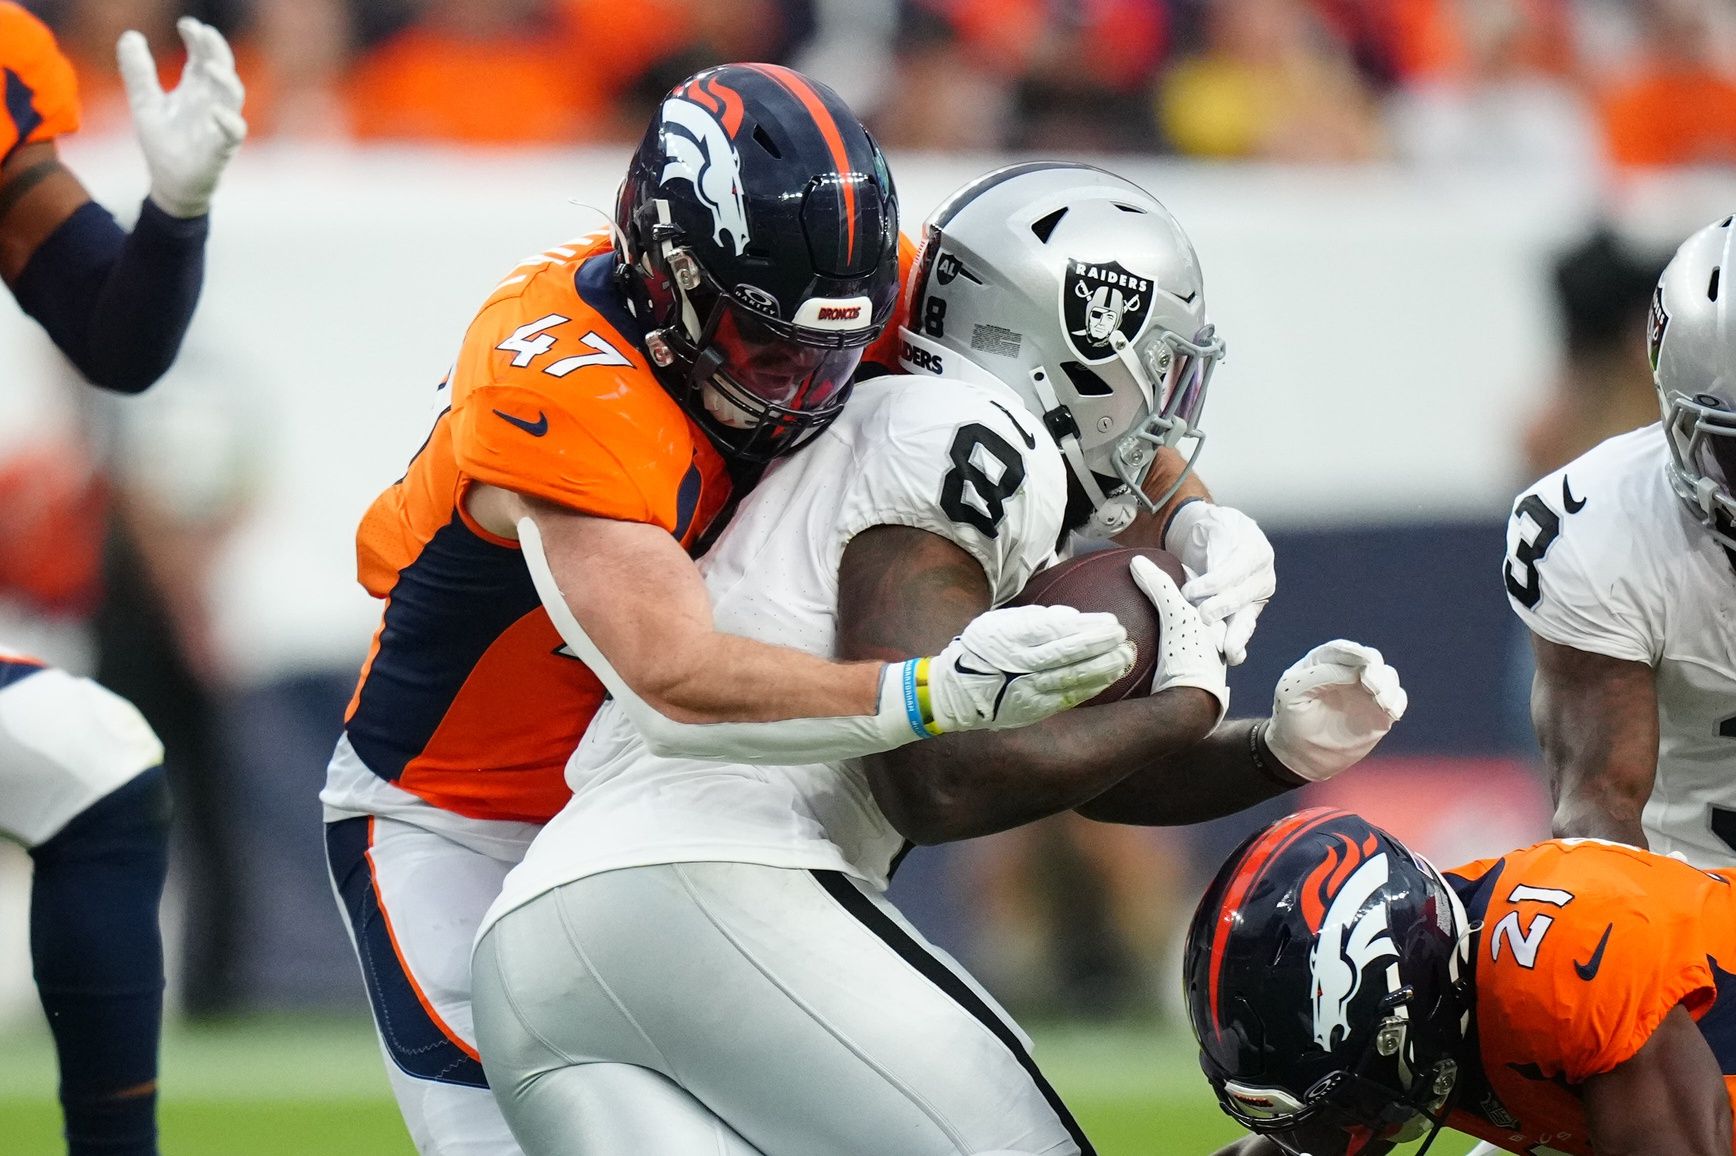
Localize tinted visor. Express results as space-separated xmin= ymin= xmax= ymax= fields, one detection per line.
xmin=710 ymin=304 xmax=863 ymax=418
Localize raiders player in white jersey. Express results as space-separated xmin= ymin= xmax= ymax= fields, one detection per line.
xmin=1504 ymin=215 xmax=1736 ymax=868
xmin=469 ymin=164 xmax=1407 ymax=1156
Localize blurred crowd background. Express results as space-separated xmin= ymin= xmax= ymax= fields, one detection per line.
xmin=2 ymin=0 xmax=1734 ymax=1044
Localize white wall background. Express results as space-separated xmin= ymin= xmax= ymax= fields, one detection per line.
xmin=2 ymin=142 xmax=1732 ymax=684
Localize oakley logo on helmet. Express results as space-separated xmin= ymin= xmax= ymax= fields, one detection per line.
xmin=658 ymin=92 xmax=751 ymax=257
xmin=734 ymin=284 xmax=780 ymax=317
xmin=1062 ymin=259 xmax=1150 ymax=363
xmin=1307 ymin=848 xmax=1401 ymax=1050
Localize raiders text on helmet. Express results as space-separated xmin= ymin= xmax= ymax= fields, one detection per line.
xmin=897 ymin=162 xmax=1224 ymax=539
xmin=1651 ymin=215 xmax=1736 ymax=549
xmin=614 ymin=64 xmax=900 ymax=462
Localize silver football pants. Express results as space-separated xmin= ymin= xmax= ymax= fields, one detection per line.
xmin=471 ymin=861 xmax=1092 ymax=1156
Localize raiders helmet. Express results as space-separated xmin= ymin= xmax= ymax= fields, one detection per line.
xmin=615 ymin=64 xmax=900 ymax=462
xmin=1652 ymin=215 xmax=1736 ymax=550
xmin=1183 ymin=809 xmax=1472 ymax=1156
xmin=898 ymin=162 xmax=1224 ymax=538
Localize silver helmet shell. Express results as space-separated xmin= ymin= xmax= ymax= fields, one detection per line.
xmin=898 ymin=162 xmax=1225 ymax=539
xmin=1653 ymin=215 xmax=1736 ymax=550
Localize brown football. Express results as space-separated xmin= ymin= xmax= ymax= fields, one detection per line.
xmin=1010 ymin=546 xmax=1187 ymax=706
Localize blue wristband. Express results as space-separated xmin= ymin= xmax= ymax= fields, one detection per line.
xmin=899 ymin=660 xmax=928 ymax=738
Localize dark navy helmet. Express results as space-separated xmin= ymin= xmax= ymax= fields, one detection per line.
xmin=614 ymin=63 xmax=900 ymax=462
xmin=1183 ymin=808 xmax=1473 ymax=1156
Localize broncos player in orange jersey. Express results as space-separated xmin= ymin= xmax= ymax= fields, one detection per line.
xmin=1 ymin=6 xmax=243 ymax=1155
xmin=1188 ymin=807 xmax=1736 ymax=1156
xmin=321 ymin=65 xmax=1152 ymax=1156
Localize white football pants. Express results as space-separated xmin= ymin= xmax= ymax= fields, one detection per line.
xmin=472 ymin=860 xmax=1093 ymax=1156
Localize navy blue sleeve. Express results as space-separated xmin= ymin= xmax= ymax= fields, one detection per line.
xmin=12 ymin=198 xmax=209 ymax=394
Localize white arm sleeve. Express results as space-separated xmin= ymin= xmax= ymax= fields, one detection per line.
xmin=518 ymin=516 xmax=918 ymax=763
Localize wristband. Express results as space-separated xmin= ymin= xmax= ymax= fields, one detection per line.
xmin=1250 ymin=720 xmax=1304 ymax=788
xmin=899 ymin=657 xmax=941 ymax=739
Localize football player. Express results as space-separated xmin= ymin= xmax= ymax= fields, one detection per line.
xmin=468 ymin=163 xmax=1403 ymax=1156
xmin=321 ymin=72 xmax=1140 ymax=1156
xmin=1503 ymin=216 xmax=1736 ymax=866
xmin=1 ymin=8 xmax=243 ymax=1156
xmin=1188 ymin=807 xmax=1736 ymax=1156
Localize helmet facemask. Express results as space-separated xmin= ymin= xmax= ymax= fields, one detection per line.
xmin=1661 ymin=390 xmax=1736 ymax=550
xmin=633 ymin=201 xmax=870 ymax=462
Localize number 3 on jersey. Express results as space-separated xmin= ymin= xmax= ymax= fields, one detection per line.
xmin=940 ymin=424 xmax=1026 ymax=538
xmin=496 ymin=314 xmax=632 ymax=378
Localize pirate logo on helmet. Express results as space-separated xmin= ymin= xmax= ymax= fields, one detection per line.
xmin=1062 ymin=258 xmax=1152 ymax=364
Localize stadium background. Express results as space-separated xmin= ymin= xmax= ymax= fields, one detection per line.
xmin=3 ymin=0 xmax=1736 ymax=1152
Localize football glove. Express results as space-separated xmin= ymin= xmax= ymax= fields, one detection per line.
xmin=118 ymin=17 xmax=247 ymax=219
xmin=1130 ymin=555 xmax=1229 ymax=724
xmin=1164 ymin=500 xmax=1275 ymax=667
xmin=1264 ymin=640 xmax=1406 ymax=782
xmin=889 ymin=604 xmax=1135 ymax=737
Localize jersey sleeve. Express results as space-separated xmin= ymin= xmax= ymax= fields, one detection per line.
xmin=447 ymin=294 xmax=698 ymax=531
xmin=1502 ymin=462 xmax=1660 ymax=664
xmin=835 ymin=379 xmax=1067 ymax=605
xmin=0 ymin=3 xmax=80 ymax=165
xmin=1478 ymin=842 xmax=1719 ymax=1084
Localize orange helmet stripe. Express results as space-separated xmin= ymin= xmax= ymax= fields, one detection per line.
xmin=744 ymin=63 xmax=857 ymax=264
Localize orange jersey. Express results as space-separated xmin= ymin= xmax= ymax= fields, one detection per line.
xmin=1 ymin=2 xmax=80 ymax=165
xmin=1444 ymin=840 xmax=1736 ymax=1154
xmin=343 ymin=233 xmax=733 ymax=824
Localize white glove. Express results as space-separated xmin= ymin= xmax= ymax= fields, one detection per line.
xmin=118 ymin=17 xmax=247 ymax=219
xmin=1264 ymin=640 xmax=1406 ymax=782
xmin=899 ymin=604 xmax=1135 ymax=736
xmin=1164 ymin=501 xmax=1275 ymax=666
xmin=1129 ymin=556 xmax=1229 ymax=724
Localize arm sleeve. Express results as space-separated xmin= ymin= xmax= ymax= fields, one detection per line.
xmin=13 ymin=199 xmax=208 ymax=394
xmin=1503 ymin=477 xmax=1658 ymax=664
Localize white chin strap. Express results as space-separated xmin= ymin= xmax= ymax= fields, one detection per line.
xmin=1026 ymin=364 xmax=1136 ymax=540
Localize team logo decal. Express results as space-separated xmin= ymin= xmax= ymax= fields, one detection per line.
xmin=1304 ymin=838 xmax=1400 ymax=1050
xmin=659 ymin=75 xmax=750 ymax=257
xmin=1062 ymin=259 xmax=1151 ymax=363
xmin=1648 ymin=284 xmax=1671 ymax=371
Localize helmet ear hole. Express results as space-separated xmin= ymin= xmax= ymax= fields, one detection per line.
xmin=1059 ymin=360 xmax=1115 ymax=397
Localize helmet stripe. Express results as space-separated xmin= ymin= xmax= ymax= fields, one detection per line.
xmin=744 ymin=64 xmax=858 ymax=263
xmin=1206 ymin=807 xmax=1344 ymax=1040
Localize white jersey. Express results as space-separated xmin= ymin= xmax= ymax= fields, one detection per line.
xmin=1504 ymin=424 xmax=1736 ymax=866
xmin=484 ymin=373 xmax=1068 ymax=928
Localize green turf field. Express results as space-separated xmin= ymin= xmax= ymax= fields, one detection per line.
xmin=0 ymin=1017 xmax=1481 ymax=1154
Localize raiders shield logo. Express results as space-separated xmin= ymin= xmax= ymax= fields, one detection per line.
xmin=1062 ymin=259 xmax=1152 ymax=363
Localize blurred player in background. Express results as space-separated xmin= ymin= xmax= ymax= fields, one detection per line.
xmin=469 ymin=163 xmax=1401 ymax=1156
xmin=0 ymin=4 xmax=244 ymax=1154
xmin=1188 ymin=808 xmax=1736 ymax=1156
xmin=321 ymin=68 xmax=1134 ymax=1156
xmin=1503 ymin=216 xmax=1736 ymax=867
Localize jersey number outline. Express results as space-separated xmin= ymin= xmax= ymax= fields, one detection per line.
xmin=1504 ymin=493 xmax=1563 ymax=609
xmin=940 ymin=424 xmax=1025 ymax=539
xmin=1488 ymin=883 xmax=1575 ymax=969
xmin=495 ymin=314 xmax=632 ymax=378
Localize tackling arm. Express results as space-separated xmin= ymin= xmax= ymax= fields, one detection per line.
xmin=840 ymin=524 xmax=1221 ymax=844
xmin=1530 ymin=634 xmax=1660 ymax=847
xmin=1582 ymin=1005 xmax=1732 ymax=1156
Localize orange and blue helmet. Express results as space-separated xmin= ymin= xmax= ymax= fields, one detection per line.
xmin=614 ymin=63 xmax=900 ymax=462
xmin=1183 ymin=808 xmax=1473 ymax=1156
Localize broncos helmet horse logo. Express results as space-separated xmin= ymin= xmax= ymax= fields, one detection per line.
xmin=1307 ymin=849 xmax=1401 ymax=1050
xmin=659 ymin=95 xmax=751 ymax=257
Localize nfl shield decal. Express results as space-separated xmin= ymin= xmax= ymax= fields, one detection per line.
xmin=1062 ymin=258 xmax=1152 ymax=363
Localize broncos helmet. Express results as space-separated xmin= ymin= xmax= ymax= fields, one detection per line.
xmin=615 ymin=64 xmax=900 ymax=462
xmin=1183 ymin=809 xmax=1473 ymax=1156
xmin=1652 ymin=215 xmax=1736 ymax=551
xmin=898 ymin=162 xmax=1224 ymax=538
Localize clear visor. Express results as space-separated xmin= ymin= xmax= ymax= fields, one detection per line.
xmin=707 ymin=303 xmax=863 ymax=423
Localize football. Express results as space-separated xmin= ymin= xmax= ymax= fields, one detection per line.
xmin=1010 ymin=546 xmax=1187 ymax=707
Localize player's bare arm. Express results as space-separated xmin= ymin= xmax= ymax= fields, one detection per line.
xmin=1582 ymin=1004 xmax=1731 ymax=1156
xmin=1073 ymin=718 xmax=1303 ymax=826
xmin=0 ymin=141 xmax=89 ymax=281
xmin=838 ymin=524 xmax=1219 ymax=843
xmin=1531 ymin=634 xmax=1660 ymax=847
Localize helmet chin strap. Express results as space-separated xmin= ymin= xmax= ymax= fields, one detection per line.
xmin=1026 ymin=363 xmax=1135 ymax=539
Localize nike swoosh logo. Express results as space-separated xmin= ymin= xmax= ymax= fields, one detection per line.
xmin=988 ymin=401 xmax=1038 ymax=450
xmin=493 ymin=408 xmax=549 ymax=437
xmin=1562 ymin=476 xmax=1587 ymax=514
xmin=1575 ymin=923 xmax=1613 ymax=980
